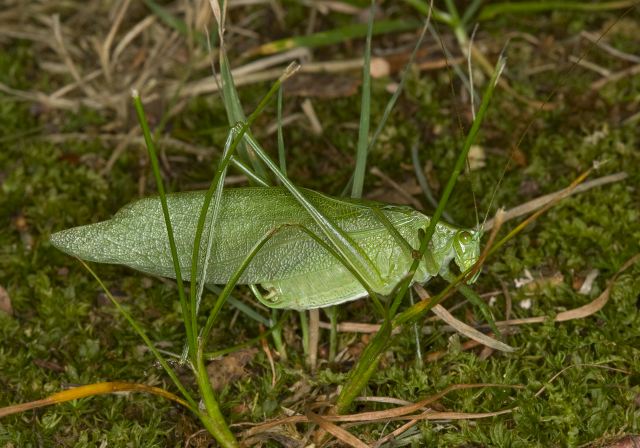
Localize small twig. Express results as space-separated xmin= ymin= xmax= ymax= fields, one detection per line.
xmin=99 ymin=0 xmax=132 ymax=85
xmin=369 ymin=167 xmax=424 ymax=210
xmin=308 ymin=308 xmax=320 ymax=371
xmin=591 ymin=64 xmax=640 ymax=90
xmin=568 ymin=55 xmax=611 ymax=77
xmin=259 ymin=326 xmax=277 ymax=388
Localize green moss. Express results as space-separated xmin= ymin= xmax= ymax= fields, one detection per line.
xmin=1 ymin=4 xmax=639 ymax=446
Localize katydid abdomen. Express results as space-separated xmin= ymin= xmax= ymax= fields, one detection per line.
xmin=51 ymin=187 xmax=479 ymax=309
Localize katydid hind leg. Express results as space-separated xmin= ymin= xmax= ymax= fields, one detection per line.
xmin=239 ymin=129 xmax=387 ymax=293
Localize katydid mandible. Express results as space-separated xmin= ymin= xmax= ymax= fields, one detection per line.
xmin=51 ymin=186 xmax=481 ymax=310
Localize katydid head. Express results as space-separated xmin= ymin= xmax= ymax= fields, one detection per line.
xmin=452 ymin=228 xmax=482 ymax=283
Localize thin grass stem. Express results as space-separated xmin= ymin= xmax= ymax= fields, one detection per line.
xmin=132 ymin=90 xmax=196 ymax=360
xmin=79 ymin=261 xmax=198 ymax=411
xmin=277 ymin=85 xmax=287 ymax=176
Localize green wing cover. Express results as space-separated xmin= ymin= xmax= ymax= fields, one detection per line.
xmin=50 ymin=187 xmax=428 ymax=292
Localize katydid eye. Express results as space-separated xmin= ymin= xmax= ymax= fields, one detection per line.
xmin=458 ymin=231 xmax=472 ymax=244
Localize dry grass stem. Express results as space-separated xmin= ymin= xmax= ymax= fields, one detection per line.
xmin=306 ymin=410 xmax=369 ymax=448
xmin=370 ymin=166 xmax=425 ymax=210
xmin=483 ymin=171 xmax=628 ymax=230
xmin=308 ymin=309 xmax=319 ymax=371
xmin=242 ymin=383 xmax=521 ymax=444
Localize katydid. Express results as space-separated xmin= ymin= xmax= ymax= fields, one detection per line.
xmin=50 ymin=186 xmax=481 ymax=310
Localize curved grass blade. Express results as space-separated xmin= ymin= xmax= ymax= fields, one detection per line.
xmin=132 ymin=90 xmax=196 ymax=359
xmin=0 ymin=381 xmax=192 ymax=418
xmin=79 ymin=260 xmax=197 ymax=410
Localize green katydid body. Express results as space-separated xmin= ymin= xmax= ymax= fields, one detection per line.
xmin=50 ymin=187 xmax=481 ymax=310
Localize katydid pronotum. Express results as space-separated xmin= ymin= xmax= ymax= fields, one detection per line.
xmin=51 ymin=127 xmax=482 ymax=311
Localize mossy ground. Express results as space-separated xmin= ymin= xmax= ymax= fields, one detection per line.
xmin=1 ymin=3 xmax=639 ymax=447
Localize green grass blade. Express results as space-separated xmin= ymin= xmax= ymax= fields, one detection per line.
xmin=201 ymin=219 xmax=386 ymax=343
xmin=219 ymin=45 xmax=270 ymax=181
xmin=132 ymin=90 xmax=196 ymax=359
xmin=410 ymin=142 xmax=456 ymax=222
xmin=461 ymin=0 xmax=484 ymax=24
xmin=201 ymin=225 xmax=289 ymax=340
xmin=402 ymin=0 xmax=452 ymax=24
xmin=250 ymin=20 xmax=421 ymax=56
xmin=336 ymin=321 xmax=391 ymax=413
xmin=231 ymin=157 xmax=270 ymax=187
xmin=143 ymin=0 xmax=189 ymax=35
xmin=479 ymin=1 xmax=637 ymax=20
xmin=277 ymin=85 xmax=287 ymax=176
xmin=142 ymin=0 xmax=212 ymax=48
xmin=206 ymin=284 xmax=271 ymax=327
xmin=204 ymin=311 xmax=290 ymax=359
xmin=190 ymin=126 xmax=241 ymax=348
xmin=444 ymin=0 xmax=461 ymax=25
xmin=350 ymin=0 xmax=374 ymax=199
xmin=367 ymin=14 xmax=431 ymax=156
xmin=442 ymin=271 xmax=500 ymax=337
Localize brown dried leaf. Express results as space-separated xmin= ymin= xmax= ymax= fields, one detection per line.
xmin=601 ymin=435 xmax=640 ymax=448
xmin=427 ymin=302 xmax=516 ymax=353
xmin=207 ymin=348 xmax=258 ymax=391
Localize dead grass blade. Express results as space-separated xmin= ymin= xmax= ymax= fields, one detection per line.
xmin=259 ymin=325 xmax=277 ymax=388
xmin=306 ymin=410 xmax=369 ymax=448
xmin=428 ymin=301 xmax=515 ymax=352
xmin=308 ymin=308 xmax=320 ymax=371
xmin=99 ymin=0 xmax=132 ymax=85
xmin=492 ymin=253 xmax=640 ymax=328
xmin=373 ymin=419 xmax=420 ymax=447
xmin=0 ymin=381 xmax=190 ymax=418
xmin=242 ymin=383 xmax=521 ymax=440
xmin=484 ymin=171 xmax=628 ymax=231
xmin=426 ymin=253 xmax=640 ymax=361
